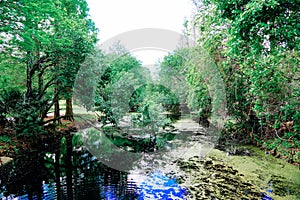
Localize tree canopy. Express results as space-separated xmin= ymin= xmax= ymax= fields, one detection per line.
xmin=0 ymin=0 xmax=97 ymax=135
xmin=182 ymin=0 xmax=300 ymax=162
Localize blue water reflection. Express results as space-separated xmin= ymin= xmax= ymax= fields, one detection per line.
xmin=262 ymin=181 xmax=273 ymax=200
xmin=0 ymin=133 xmax=183 ymax=200
xmin=262 ymin=194 xmax=272 ymax=200
xmin=11 ymin=173 xmax=186 ymax=200
xmin=138 ymin=172 xmax=187 ymax=200
xmin=98 ymin=171 xmax=187 ymax=200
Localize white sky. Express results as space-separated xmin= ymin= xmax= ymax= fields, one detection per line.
xmin=86 ymin=0 xmax=194 ymax=67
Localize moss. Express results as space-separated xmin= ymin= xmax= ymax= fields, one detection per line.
xmin=208 ymin=146 xmax=300 ymax=200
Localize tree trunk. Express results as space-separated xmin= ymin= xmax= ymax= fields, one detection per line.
xmin=65 ymin=97 xmax=74 ymax=121
xmin=54 ymin=83 xmax=61 ymax=124
xmin=26 ymin=65 xmax=33 ymax=99
xmin=54 ymin=99 xmax=61 ymax=124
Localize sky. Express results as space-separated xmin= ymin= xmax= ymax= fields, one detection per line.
xmin=86 ymin=0 xmax=194 ymax=67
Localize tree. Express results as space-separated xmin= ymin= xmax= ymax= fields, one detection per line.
xmin=211 ymin=0 xmax=299 ymax=53
xmin=57 ymin=0 xmax=98 ymax=121
xmin=0 ymin=0 xmax=97 ymax=135
xmin=188 ymin=0 xmax=300 ymax=160
xmin=95 ymin=51 xmax=145 ymax=125
xmin=208 ymin=0 xmax=300 ymax=132
xmin=159 ymin=48 xmax=213 ymax=122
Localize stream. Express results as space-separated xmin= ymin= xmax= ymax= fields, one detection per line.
xmin=0 ymin=117 xmax=299 ymax=199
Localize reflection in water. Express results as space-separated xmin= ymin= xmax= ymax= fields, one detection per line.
xmin=138 ymin=172 xmax=187 ymax=199
xmin=0 ymin=134 xmax=187 ymax=200
xmin=262 ymin=181 xmax=273 ymax=200
xmin=262 ymin=194 xmax=273 ymax=200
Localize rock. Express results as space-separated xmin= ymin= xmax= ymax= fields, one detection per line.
xmin=164 ymin=127 xmax=172 ymax=132
xmin=195 ymin=131 xmax=205 ymax=136
xmin=0 ymin=157 xmax=13 ymax=165
xmin=171 ymin=131 xmax=181 ymax=135
xmin=102 ymin=123 xmax=114 ymax=128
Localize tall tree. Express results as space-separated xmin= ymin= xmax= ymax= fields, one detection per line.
xmin=188 ymin=0 xmax=300 ymax=156
xmin=0 ymin=0 xmax=97 ymax=134
xmin=58 ymin=0 xmax=98 ymax=121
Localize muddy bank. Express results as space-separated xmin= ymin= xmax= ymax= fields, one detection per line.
xmin=0 ymin=114 xmax=97 ymax=161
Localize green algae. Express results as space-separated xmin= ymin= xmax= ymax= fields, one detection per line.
xmin=208 ymin=146 xmax=300 ymax=200
xmin=177 ymin=155 xmax=262 ymax=199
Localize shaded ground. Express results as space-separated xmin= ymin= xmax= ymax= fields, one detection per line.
xmin=0 ymin=115 xmax=93 ymax=158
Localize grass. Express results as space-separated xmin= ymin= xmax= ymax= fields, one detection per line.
xmin=47 ymin=100 xmax=95 ymax=117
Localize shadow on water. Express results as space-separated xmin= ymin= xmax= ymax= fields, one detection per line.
xmin=0 ymin=133 xmax=187 ymax=200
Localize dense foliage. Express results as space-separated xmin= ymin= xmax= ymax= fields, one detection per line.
xmin=0 ymin=0 xmax=97 ymax=138
xmin=0 ymin=0 xmax=299 ymax=166
xmin=94 ymin=51 xmax=146 ymax=125
xmin=184 ymin=0 xmax=300 ymax=163
xmin=156 ymin=0 xmax=299 ymax=164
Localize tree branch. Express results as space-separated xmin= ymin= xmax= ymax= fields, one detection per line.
xmin=31 ymin=55 xmax=53 ymax=76
xmin=37 ymin=77 xmax=56 ymax=100
xmin=40 ymin=92 xmax=60 ymax=121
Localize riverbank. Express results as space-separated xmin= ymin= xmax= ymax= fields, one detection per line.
xmin=1 ymin=115 xmax=299 ymax=199
xmin=0 ymin=113 xmax=97 ymax=164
